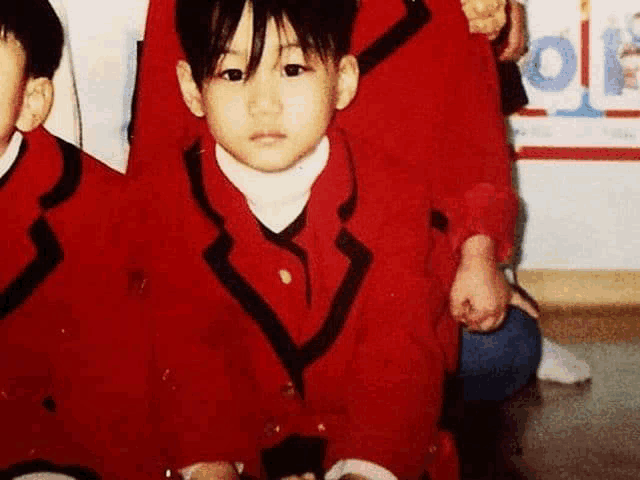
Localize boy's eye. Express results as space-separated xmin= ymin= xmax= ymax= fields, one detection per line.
xmin=283 ymin=64 xmax=306 ymax=77
xmin=220 ymin=69 xmax=244 ymax=81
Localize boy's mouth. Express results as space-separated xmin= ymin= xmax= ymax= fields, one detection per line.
xmin=250 ymin=132 xmax=287 ymax=144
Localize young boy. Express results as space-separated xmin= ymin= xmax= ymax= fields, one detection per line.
xmin=0 ymin=2 xmax=152 ymax=478
xmin=129 ymin=0 xmax=459 ymax=478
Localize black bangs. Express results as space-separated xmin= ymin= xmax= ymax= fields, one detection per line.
xmin=176 ymin=0 xmax=358 ymax=87
xmin=176 ymin=0 xmax=246 ymax=87
xmin=249 ymin=0 xmax=358 ymax=78
xmin=0 ymin=0 xmax=63 ymax=79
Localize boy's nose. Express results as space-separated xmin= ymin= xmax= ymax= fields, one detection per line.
xmin=247 ymin=76 xmax=282 ymax=116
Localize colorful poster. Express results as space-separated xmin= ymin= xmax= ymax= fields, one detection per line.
xmin=511 ymin=0 xmax=640 ymax=157
xmin=521 ymin=0 xmax=583 ymax=111
xmin=590 ymin=0 xmax=640 ymax=110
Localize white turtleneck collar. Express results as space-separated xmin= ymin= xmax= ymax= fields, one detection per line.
xmin=215 ymin=137 xmax=329 ymax=233
xmin=0 ymin=131 xmax=24 ymax=181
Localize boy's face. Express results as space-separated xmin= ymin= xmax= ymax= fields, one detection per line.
xmin=178 ymin=3 xmax=358 ymax=173
xmin=0 ymin=36 xmax=27 ymax=154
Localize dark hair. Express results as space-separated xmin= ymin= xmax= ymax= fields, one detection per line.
xmin=176 ymin=0 xmax=359 ymax=87
xmin=0 ymin=0 xmax=64 ymax=79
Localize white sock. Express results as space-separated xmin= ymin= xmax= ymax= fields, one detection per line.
xmin=536 ymin=337 xmax=591 ymax=383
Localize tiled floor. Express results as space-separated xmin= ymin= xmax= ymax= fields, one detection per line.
xmin=456 ymin=305 xmax=640 ymax=480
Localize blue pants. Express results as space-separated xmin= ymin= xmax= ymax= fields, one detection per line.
xmin=458 ymin=307 xmax=542 ymax=402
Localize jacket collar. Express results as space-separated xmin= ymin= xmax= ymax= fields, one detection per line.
xmin=184 ymin=124 xmax=358 ymax=237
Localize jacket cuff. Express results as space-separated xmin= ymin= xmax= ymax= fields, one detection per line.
xmin=448 ymin=183 xmax=519 ymax=264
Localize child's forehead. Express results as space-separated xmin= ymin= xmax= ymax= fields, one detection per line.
xmin=0 ymin=31 xmax=27 ymax=59
xmin=227 ymin=11 xmax=299 ymax=50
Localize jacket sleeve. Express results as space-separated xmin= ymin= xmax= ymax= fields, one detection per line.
xmin=128 ymin=0 xmax=202 ymax=181
xmin=338 ymin=0 xmax=519 ymax=265
xmin=429 ymin=33 xmax=519 ymax=263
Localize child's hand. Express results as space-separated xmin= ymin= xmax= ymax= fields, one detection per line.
xmin=188 ymin=462 xmax=240 ymax=480
xmin=498 ymin=0 xmax=528 ymax=61
xmin=450 ymin=235 xmax=510 ymax=332
xmin=461 ymin=0 xmax=508 ymax=41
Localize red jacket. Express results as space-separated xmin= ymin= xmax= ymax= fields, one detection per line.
xmin=0 ymin=127 xmax=153 ymax=479
xmin=130 ymin=127 xmax=458 ymax=479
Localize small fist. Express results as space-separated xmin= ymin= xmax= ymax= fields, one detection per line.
xmin=461 ymin=0 xmax=507 ymax=40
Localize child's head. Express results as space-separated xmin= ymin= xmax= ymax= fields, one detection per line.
xmin=175 ymin=0 xmax=360 ymax=173
xmin=0 ymin=0 xmax=63 ymax=153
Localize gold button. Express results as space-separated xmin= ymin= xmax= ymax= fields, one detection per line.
xmin=429 ymin=443 xmax=438 ymax=454
xmin=278 ymin=269 xmax=292 ymax=285
xmin=317 ymin=423 xmax=326 ymax=432
xmin=280 ymin=382 xmax=296 ymax=398
xmin=264 ymin=421 xmax=281 ymax=436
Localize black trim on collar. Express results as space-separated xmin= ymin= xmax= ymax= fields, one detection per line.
xmin=0 ymin=137 xmax=28 ymax=190
xmin=184 ymin=140 xmax=224 ymax=229
xmin=39 ymin=136 xmax=83 ymax=210
xmin=203 ymin=231 xmax=305 ymax=393
xmin=260 ymin=211 xmax=312 ymax=306
xmin=185 ymin=143 xmax=373 ymax=397
xmin=1 ymin=217 xmax=63 ymax=321
xmin=298 ymin=228 xmax=372 ymax=370
xmin=0 ymin=460 xmax=100 ymax=480
xmin=357 ymin=0 xmax=431 ymax=76
xmin=202 ymin=227 xmax=372 ymax=397
xmin=261 ymin=208 xmax=307 ymax=241
xmin=430 ymin=209 xmax=449 ymax=233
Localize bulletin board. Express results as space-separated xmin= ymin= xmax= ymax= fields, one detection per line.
xmin=511 ymin=0 xmax=640 ymax=159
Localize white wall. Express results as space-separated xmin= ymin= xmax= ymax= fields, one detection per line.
xmin=515 ymin=160 xmax=640 ymax=270
xmin=55 ymin=0 xmax=149 ymax=172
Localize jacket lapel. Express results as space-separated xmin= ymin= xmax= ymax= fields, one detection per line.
xmin=1 ymin=132 xmax=81 ymax=321
xmin=182 ymin=131 xmax=373 ymax=397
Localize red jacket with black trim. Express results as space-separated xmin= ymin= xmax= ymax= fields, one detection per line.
xmin=128 ymin=126 xmax=459 ymax=479
xmin=0 ymin=126 xmax=153 ymax=480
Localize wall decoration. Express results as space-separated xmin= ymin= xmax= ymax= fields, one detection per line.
xmin=511 ymin=0 xmax=640 ymax=159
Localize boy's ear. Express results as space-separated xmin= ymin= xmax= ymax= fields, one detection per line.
xmin=176 ymin=60 xmax=205 ymax=117
xmin=15 ymin=77 xmax=54 ymax=132
xmin=335 ymin=54 xmax=359 ymax=111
